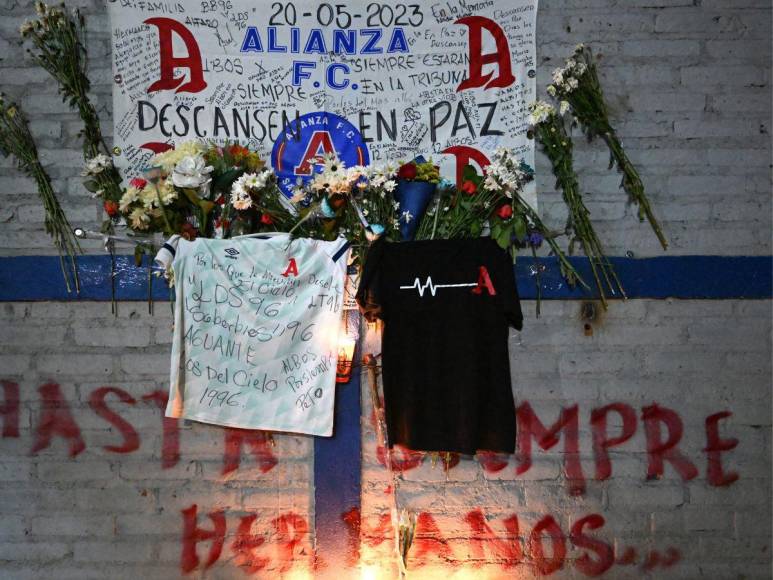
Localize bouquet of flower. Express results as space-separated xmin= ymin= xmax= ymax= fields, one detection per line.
xmin=0 ymin=93 xmax=80 ymax=291
xmin=228 ymin=168 xmax=298 ymax=236
xmin=530 ymin=100 xmax=623 ymax=305
xmin=548 ymin=44 xmax=667 ymax=250
xmin=21 ymin=2 xmax=124 ymax=212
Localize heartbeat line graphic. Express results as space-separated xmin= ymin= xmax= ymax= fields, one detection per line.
xmin=399 ymin=276 xmax=477 ymax=297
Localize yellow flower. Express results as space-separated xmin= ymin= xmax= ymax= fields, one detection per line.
xmin=6 ymin=106 xmax=17 ymax=119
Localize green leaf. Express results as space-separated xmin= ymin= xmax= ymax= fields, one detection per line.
xmin=462 ymin=164 xmax=479 ymax=183
xmin=514 ymin=216 xmax=527 ymax=241
xmin=83 ymin=180 xmax=100 ymax=193
xmin=211 ymin=167 xmax=243 ymax=194
xmin=495 ymin=227 xmax=511 ymax=250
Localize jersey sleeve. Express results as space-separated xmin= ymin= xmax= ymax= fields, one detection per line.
xmin=491 ymin=242 xmax=524 ymax=330
xmin=356 ymin=238 xmax=386 ymax=322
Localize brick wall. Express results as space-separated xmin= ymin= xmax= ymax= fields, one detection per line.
xmin=0 ymin=0 xmax=771 ymax=578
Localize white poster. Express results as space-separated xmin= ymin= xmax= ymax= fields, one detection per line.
xmin=109 ymin=0 xmax=537 ymax=205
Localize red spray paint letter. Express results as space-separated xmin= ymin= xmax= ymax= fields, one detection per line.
xmin=412 ymin=512 xmax=454 ymax=568
xmin=89 ymin=386 xmax=140 ymax=453
xmin=464 ymin=509 xmax=522 ymax=568
xmin=704 ymin=411 xmax=739 ymax=487
xmin=143 ymin=390 xmax=181 ymax=469
xmin=272 ymin=513 xmax=309 ymax=573
xmin=222 ymin=428 xmax=278 ymax=475
xmin=516 ymin=403 xmax=586 ymax=495
xmin=455 ymin=16 xmax=516 ymax=91
xmin=30 ymin=382 xmax=85 ymax=457
xmin=145 ymin=18 xmax=207 ymax=93
xmin=570 ymin=514 xmax=614 ymax=577
xmin=642 ymin=404 xmax=698 ymax=481
xmin=231 ymin=514 xmax=269 ymax=574
xmin=180 ymin=504 xmax=226 ymax=573
xmin=0 ymin=380 xmax=19 ymax=438
xmin=590 ymin=403 xmax=637 ymax=480
xmin=528 ymin=515 xmax=566 ymax=576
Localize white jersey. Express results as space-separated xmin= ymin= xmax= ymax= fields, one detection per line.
xmin=163 ymin=234 xmax=350 ymax=436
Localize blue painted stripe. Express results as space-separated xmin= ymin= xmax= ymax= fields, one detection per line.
xmin=0 ymin=255 xmax=770 ymax=301
xmin=313 ymin=348 xmax=361 ymax=569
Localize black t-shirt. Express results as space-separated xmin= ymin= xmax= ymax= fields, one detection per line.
xmin=356 ymin=237 xmax=523 ymax=455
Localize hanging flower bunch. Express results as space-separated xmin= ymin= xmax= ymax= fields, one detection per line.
xmin=21 ymin=2 xmax=124 ymax=217
xmin=0 ymin=93 xmax=80 ymax=291
xmin=547 ymin=44 xmax=668 ymax=250
xmin=529 ymin=100 xmax=623 ymax=305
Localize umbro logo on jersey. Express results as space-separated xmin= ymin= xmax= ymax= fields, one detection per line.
xmin=224 ymin=248 xmax=240 ymax=260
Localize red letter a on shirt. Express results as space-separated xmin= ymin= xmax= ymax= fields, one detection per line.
xmin=282 ymin=258 xmax=299 ymax=278
xmin=471 ymin=266 xmax=496 ymax=296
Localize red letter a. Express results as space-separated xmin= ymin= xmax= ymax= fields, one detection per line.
xmin=294 ymin=131 xmax=335 ymax=175
xmin=282 ymin=258 xmax=299 ymax=278
xmin=455 ymin=16 xmax=516 ymax=91
xmin=145 ymin=18 xmax=207 ymax=94
xmin=471 ymin=266 xmax=496 ymax=296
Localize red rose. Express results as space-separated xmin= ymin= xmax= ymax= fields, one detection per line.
xmin=260 ymin=213 xmax=274 ymax=225
xmin=129 ymin=177 xmax=147 ymax=189
xmin=496 ymin=204 xmax=513 ymax=220
xmin=180 ymin=222 xmax=198 ymax=241
xmin=461 ymin=180 xmax=477 ymax=195
xmin=103 ymin=200 xmax=119 ymax=217
xmin=215 ymin=195 xmax=225 ymax=206
xmin=397 ymin=162 xmax=417 ymax=180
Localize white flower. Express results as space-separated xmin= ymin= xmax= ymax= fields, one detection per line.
xmin=129 ymin=207 xmax=150 ymax=230
xmin=171 ymin=155 xmax=213 ymax=189
xmin=528 ymin=100 xmax=556 ymax=125
xmin=484 ymin=175 xmax=499 ymax=191
xmin=551 ymin=68 xmax=565 ymax=86
xmin=81 ymin=154 xmax=112 ymax=177
xmin=574 ymin=43 xmax=585 ymax=53
xmin=119 ymin=186 xmax=141 ymax=212
xmin=237 ymin=170 xmax=269 ymax=191
xmin=151 ymin=140 xmax=205 ymax=172
xmin=566 ymin=77 xmax=579 ymax=92
xmin=139 ymin=180 xmax=176 ymax=209
xmin=382 ymin=179 xmax=397 ymax=193
xmin=392 ymin=200 xmax=400 ymax=210
xmin=19 ymin=20 xmax=35 ymax=34
xmin=318 ymin=152 xmax=343 ymax=174
xmin=575 ymin=62 xmax=588 ymax=76
xmin=401 ymin=210 xmax=414 ymax=223
xmin=559 ymin=101 xmax=570 ymax=116
xmin=546 ymin=85 xmax=557 ymax=97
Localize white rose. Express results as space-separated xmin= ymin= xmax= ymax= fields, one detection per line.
xmin=171 ymin=155 xmax=213 ymax=188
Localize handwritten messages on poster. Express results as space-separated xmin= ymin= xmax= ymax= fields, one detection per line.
xmin=109 ymin=0 xmax=538 ymax=206
xmin=165 ymin=235 xmax=349 ymax=435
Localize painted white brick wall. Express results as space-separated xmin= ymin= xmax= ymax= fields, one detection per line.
xmin=0 ymin=0 xmax=771 ymax=578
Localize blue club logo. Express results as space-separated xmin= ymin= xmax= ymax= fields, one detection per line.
xmin=271 ymin=112 xmax=370 ymax=198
